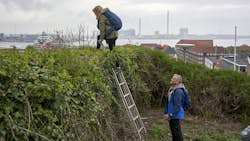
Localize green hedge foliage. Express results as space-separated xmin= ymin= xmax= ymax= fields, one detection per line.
xmin=0 ymin=46 xmax=249 ymax=140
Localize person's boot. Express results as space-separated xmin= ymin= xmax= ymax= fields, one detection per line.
xmin=97 ymin=35 xmax=101 ymax=49
xmin=97 ymin=41 xmax=101 ymax=49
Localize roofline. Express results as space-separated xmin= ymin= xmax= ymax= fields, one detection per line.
xmin=176 ymin=44 xmax=195 ymax=47
xmin=179 ymin=39 xmax=213 ymax=41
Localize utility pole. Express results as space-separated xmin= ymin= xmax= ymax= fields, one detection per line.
xmin=234 ymin=26 xmax=237 ymax=71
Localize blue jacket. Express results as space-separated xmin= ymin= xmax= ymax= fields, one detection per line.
xmin=164 ymin=87 xmax=185 ymax=119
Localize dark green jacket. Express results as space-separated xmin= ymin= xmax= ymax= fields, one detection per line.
xmin=97 ymin=8 xmax=118 ymax=40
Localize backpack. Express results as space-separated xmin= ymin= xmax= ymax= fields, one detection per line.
xmin=103 ymin=9 xmax=122 ymax=36
xmin=180 ymin=88 xmax=191 ymax=111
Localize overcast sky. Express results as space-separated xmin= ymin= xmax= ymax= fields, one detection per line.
xmin=0 ymin=0 xmax=250 ymax=35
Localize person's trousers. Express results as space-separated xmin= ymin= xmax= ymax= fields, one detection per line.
xmin=169 ymin=119 xmax=183 ymax=141
xmin=97 ymin=35 xmax=117 ymax=51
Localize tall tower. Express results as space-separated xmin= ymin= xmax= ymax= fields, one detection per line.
xmin=166 ymin=11 xmax=169 ymax=36
xmin=138 ymin=18 xmax=142 ymax=36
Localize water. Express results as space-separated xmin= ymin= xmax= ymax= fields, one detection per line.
xmin=213 ymin=39 xmax=250 ymax=46
xmin=1 ymin=38 xmax=250 ymax=49
xmin=0 ymin=42 xmax=32 ymax=49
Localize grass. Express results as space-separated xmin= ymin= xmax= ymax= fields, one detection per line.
xmin=143 ymin=108 xmax=243 ymax=141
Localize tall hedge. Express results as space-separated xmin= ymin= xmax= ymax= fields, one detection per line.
xmin=0 ymin=46 xmax=249 ymax=140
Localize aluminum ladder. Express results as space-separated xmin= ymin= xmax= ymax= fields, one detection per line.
xmin=112 ymin=68 xmax=146 ymax=141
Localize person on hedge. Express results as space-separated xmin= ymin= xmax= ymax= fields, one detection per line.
xmin=164 ymin=74 xmax=185 ymax=141
xmin=92 ymin=5 xmax=120 ymax=70
xmin=92 ymin=5 xmax=118 ymax=51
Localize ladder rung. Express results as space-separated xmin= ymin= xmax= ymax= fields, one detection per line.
xmin=128 ymin=104 xmax=135 ymax=109
xmin=133 ymin=115 xmax=139 ymax=121
xmin=119 ymin=82 xmax=126 ymax=86
xmin=138 ymin=127 xmax=144 ymax=133
xmin=124 ymin=93 xmax=130 ymax=97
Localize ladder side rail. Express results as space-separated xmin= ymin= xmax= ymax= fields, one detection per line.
xmin=112 ymin=69 xmax=131 ymax=114
xmin=120 ymin=72 xmax=146 ymax=132
xmin=112 ymin=69 xmax=146 ymax=141
xmin=112 ymin=69 xmax=139 ymax=130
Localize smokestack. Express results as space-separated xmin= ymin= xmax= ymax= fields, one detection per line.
xmin=139 ymin=18 xmax=141 ymax=36
xmin=166 ymin=11 xmax=169 ymax=35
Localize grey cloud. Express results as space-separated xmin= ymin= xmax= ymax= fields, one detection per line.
xmin=124 ymin=0 xmax=250 ymax=10
xmin=125 ymin=0 xmax=250 ymax=5
xmin=0 ymin=0 xmax=51 ymax=11
xmin=0 ymin=0 xmax=249 ymax=35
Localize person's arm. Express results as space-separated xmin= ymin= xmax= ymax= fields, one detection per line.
xmin=171 ymin=89 xmax=182 ymax=116
xmin=163 ymin=99 xmax=170 ymax=120
xmin=164 ymin=99 xmax=168 ymax=114
xmin=98 ymin=15 xmax=106 ymax=41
